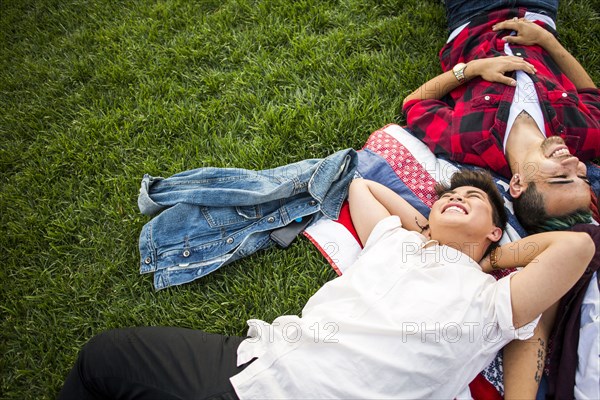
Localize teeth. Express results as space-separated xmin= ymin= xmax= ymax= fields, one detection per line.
xmin=445 ymin=206 xmax=466 ymax=214
xmin=550 ymin=148 xmax=570 ymax=158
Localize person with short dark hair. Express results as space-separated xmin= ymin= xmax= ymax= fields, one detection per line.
xmin=59 ymin=170 xmax=594 ymax=399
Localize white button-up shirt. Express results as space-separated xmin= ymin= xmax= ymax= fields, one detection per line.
xmin=231 ymin=216 xmax=538 ymax=399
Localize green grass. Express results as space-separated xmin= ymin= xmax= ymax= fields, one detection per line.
xmin=1 ymin=0 xmax=599 ymax=398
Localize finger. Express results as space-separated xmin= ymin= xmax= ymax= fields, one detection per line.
xmin=503 ymin=35 xmax=522 ymax=44
xmin=506 ymin=59 xmax=537 ymax=75
xmin=498 ymin=75 xmax=517 ymax=86
xmin=512 ymin=57 xmax=537 ymax=73
xmin=495 ymin=74 xmax=517 ymax=86
xmin=492 ymin=20 xmax=519 ymax=31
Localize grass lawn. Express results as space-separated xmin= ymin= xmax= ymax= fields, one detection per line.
xmin=1 ymin=0 xmax=599 ymax=398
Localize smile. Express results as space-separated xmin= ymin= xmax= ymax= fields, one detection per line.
xmin=549 ymin=147 xmax=570 ymax=158
xmin=442 ymin=205 xmax=468 ymax=215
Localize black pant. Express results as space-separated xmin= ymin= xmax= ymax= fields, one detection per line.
xmin=58 ymin=327 xmax=249 ymax=400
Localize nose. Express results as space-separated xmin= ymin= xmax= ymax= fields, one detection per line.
xmin=560 ymin=156 xmax=587 ymax=177
xmin=560 ymin=155 xmax=579 ymax=169
xmin=449 ymin=194 xmax=464 ymax=202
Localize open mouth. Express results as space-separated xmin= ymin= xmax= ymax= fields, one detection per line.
xmin=548 ymin=145 xmax=571 ymax=159
xmin=442 ymin=204 xmax=468 ymax=215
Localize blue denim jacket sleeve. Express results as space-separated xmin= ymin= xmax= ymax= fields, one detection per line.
xmin=138 ymin=149 xmax=358 ymax=289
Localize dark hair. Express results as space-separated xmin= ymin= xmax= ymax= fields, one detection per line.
xmin=434 ymin=170 xmax=508 ymax=253
xmin=513 ymin=182 xmax=592 ymax=233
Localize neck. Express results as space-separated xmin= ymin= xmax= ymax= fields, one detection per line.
xmin=432 ymin=233 xmax=489 ymax=263
xmin=505 ymin=112 xmax=545 ymax=174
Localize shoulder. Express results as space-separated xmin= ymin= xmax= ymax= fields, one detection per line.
xmin=361 ymin=216 xmax=424 ymax=252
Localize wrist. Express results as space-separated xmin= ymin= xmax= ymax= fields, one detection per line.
xmin=464 ymin=60 xmax=478 ymax=80
xmin=452 ymin=62 xmax=468 ymax=84
xmin=490 ymin=246 xmax=501 ymax=270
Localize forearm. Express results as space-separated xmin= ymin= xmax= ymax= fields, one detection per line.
xmin=358 ymin=180 xmax=427 ymax=232
xmin=509 ymin=232 xmax=594 ymax=328
xmin=403 ymin=56 xmax=537 ymax=109
xmin=536 ymin=31 xmax=595 ymax=89
xmin=486 ymin=230 xmax=590 ymax=269
xmin=402 ymin=70 xmax=462 ymax=108
xmin=485 ymin=232 xmax=556 ymax=270
xmin=503 ymin=337 xmax=545 ymax=399
xmin=503 ymin=303 xmax=557 ymax=399
xmin=348 ymin=179 xmax=427 ymax=246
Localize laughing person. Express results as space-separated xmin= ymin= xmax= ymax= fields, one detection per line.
xmin=402 ymin=2 xmax=600 ymax=233
xmin=58 ymin=170 xmax=594 ymax=399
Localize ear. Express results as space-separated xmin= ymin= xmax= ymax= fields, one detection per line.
xmin=487 ymin=226 xmax=503 ymax=243
xmin=509 ymin=173 xmax=525 ymax=198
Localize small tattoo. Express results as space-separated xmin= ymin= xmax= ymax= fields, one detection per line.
xmin=534 ymin=338 xmax=546 ymax=384
xmin=415 ymin=216 xmax=429 ymax=234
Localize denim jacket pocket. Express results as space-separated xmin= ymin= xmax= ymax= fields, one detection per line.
xmin=201 ymin=205 xmax=262 ymax=228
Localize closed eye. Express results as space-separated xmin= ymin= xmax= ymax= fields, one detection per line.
xmin=548 ymin=176 xmax=590 ymax=185
xmin=465 ymin=190 xmax=485 ymax=199
xmin=467 ymin=193 xmax=484 ymax=199
xmin=578 ymin=176 xmax=591 ymax=185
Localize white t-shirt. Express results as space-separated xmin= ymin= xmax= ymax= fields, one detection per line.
xmin=231 ymin=216 xmax=538 ymax=399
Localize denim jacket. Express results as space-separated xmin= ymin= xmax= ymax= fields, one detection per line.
xmin=138 ymin=149 xmax=358 ymax=290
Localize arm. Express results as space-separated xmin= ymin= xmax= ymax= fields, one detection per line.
xmin=402 ymin=56 xmax=537 ymax=108
xmin=486 ymin=231 xmax=594 ymax=328
xmin=347 ymin=178 xmax=427 ymax=247
xmin=492 ymin=18 xmax=596 ymax=89
xmin=503 ymin=303 xmax=557 ymax=400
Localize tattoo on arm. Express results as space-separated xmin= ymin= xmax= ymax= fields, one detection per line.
xmin=534 ymin=338 xmax=546 ymax=384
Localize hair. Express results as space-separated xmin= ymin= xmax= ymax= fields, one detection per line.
xmin=434 ymin=169 xmax=508 ymax=256
xmin=434 ymin=169 xmax=508 ymax=230
xmin=512 ymin=182 xmax=592 ymax=233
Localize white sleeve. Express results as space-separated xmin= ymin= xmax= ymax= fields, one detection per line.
xmin=494 ymin=273 xmax=541 ymax=341
xmin=361 ymin=215 xmax=403 ymax=253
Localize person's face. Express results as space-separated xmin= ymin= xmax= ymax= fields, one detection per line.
xmin=519 ymin=137 xmax=591 ymax=216
xmin=429 ymin=186 xmax=500 ymax=243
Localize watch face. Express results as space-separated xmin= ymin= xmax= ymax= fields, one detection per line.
xmin=453 ymin=63 xmax=466 ymax=82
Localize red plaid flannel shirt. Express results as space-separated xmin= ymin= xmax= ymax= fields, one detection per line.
xmin=403 ymin=8 xmax=600 ymax=178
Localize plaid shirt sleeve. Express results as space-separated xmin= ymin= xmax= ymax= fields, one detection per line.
xmin=402 ymin=98 xmax=454 ymax=160
xmin=572 ymin=87 xmax=600 ymax=160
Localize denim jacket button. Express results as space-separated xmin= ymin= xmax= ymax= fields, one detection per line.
xmin=309 ymin=200 xmax=317 ymax=206
xmin=182 ymin=250 xmax=191 ymax=257
xmin=267 ymin=217 xmax=275 ymax=223
xmin=227 ymin=237 xmax=234 ymax=244
xmin=144 ymin=256 xmax=152 ymax=264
